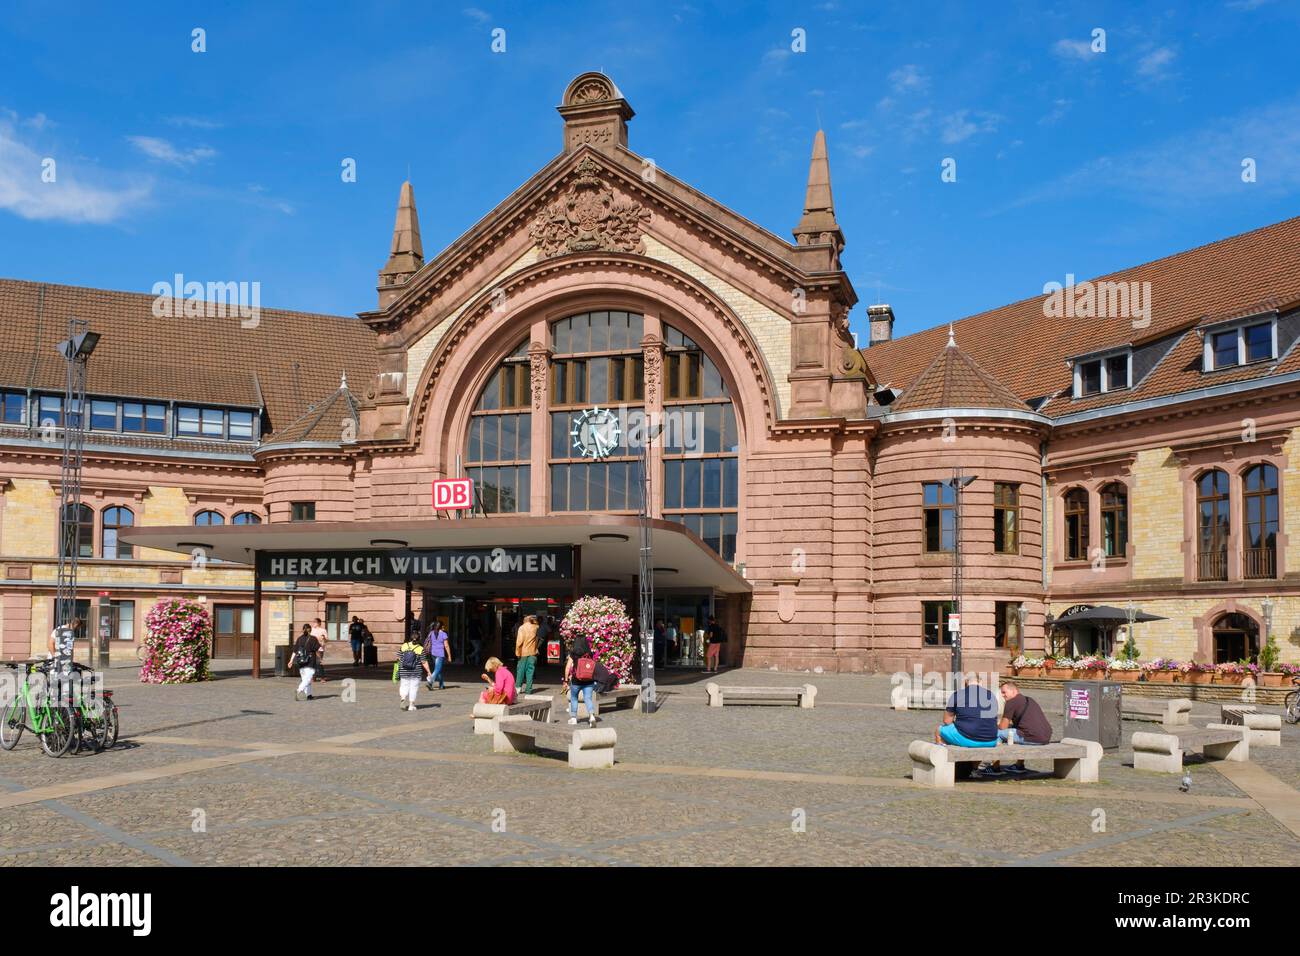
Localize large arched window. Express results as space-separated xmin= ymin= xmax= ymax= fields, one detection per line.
xmin=60 ymin=504 xmax=95 ymax=558
xmin=102 ymin=506 xmax=134 ymax=559
xmin=1063 ymin=488 xmax=1089 ymax=561
xmin=549 ymin=312 xmax=644 ymax=514
xmin=466 ymin=337 xmax=531 ymax=514
xmin=1197 ymin=469 xmax=1230 ymax=581
xmin=1242 ymin=463 xmax=1278 ymax=579
xmin=232 ymin=511 xmax=263 ymax=525
xmin=1100 ymin=483 xmax=1127 ymax=558
xmin=660 ymin=322 xmax=739 ymax=562
xmin=194 ymin=510 xmax=225 ymax=526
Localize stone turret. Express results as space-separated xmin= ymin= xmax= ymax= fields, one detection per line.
xmin=792 ymin=130 xmax=845 ymax=264
xmin=378 ymin=181 xmax=423 ymax=306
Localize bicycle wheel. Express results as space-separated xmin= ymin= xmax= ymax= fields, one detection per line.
xmin=97 ymin=703 xmax=119 ymax=751
xmin=0 ymin=699 xmax=25 ymax=750
xmin=1285 ymin=690 xmax=1300 ymax=725
xmin=37 ymin=706 xmax=75 ymax=758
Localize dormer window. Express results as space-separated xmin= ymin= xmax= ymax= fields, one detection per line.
xmin=1072 ymin=349 xmax=1131 ymax=398
xmin=1203 ymin=317 xmax=1277 ymax=371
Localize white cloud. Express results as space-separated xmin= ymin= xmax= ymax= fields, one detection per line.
xmin=165 ymin=115 xmax=223 ymax=130
xmin=462 ymin=7 xmax=490 ymax=23
xmin=0 ymin=114 xmax=150 ymax=224
xmin=888 ymin=64 xmax=928 ymax=94
xmin=1039 ymin=98 xmax=1072 ymax=125
xmin=1052 ymin=38 xmax=1096 ymax=61
xmin=1136 ymin=46 xmax=1177 ymax=79
xmin=127 ymin=136 xmax=216 ymax=166
xmin=940 ymin=109 xmax=1001 ymax=144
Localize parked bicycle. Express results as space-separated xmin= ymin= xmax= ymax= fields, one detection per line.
xmin=1285 ymin=675 xmax=1300 ymax=726
xmin=0 ymin=660 xmax=117 ymax=756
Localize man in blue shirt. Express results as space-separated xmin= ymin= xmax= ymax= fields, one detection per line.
xmin=933 ymin=677 xmax=999 ymax=748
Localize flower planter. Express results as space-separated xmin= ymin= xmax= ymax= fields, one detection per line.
xmin=1217 ymin=674 xmax=1244 ymax=686
xmin=1017 ymin=666 xmax=1043 ymax=678
xmin=1145 ymin=671 xmax=1178 ymax=683
xmin=1110 ymin=670 xmax=1141 ymax=682
xmin=1001 ymin=665 xmax=1016 ymax=677
xmin=1045 ymin=667 xmax=1073 ymax=679
xmin=1077 ymin=670 xmax=1107 ymax=680
xmin=1184 ymin=671 xmax=1214 ymax=685
xmin=1259 ymin=672 xmax=1287 ymax=688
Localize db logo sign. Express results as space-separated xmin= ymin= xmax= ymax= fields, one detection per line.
xmin=432 ymin=478 xmax=473 ymax=510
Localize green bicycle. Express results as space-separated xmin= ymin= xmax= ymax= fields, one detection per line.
xmin=0 ymin=660 xmax=79 ymax=757
xmin=67 ymin=663 xmax=118 ymax=754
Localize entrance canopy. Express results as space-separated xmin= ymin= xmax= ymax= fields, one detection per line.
xmin=1052 ymin=605 xmax=1167 ymax=625
xmin=121 ymin=514 xmax=751 ymax=595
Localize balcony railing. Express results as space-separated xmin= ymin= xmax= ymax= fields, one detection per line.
xmin=1197 ymin=550 xmax=1228 ymax=581
xmin=1243 ymin=546 xmax=1276 ymax=580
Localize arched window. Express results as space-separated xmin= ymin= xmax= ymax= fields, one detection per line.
xmin=1100 ymin=483 xmax=1127 ymax=558
xmin=194 ymin=510 xmax=225 ymax=526
xmin=59 ymin=504 xmax=95 ymax=558
xmin=549 ymin=312 xmax=644 ymax=516
xmin=1196 ymin=469 xmax=1230 ymax=581
xmin=1063 ymin=488 xmax=1089 ymax=561
xmin=102 ymin=506 xmax=134 ymax=559
xmin=232 ymin=512 xmax=263 ymax=525
xmin=1211 ymin=611 xmax=1259 ymax=664
xmin=466 ymin=337 xmax=531 ymax=514
xmin=1242 ymin=463 xmax=1278 ymax=579
xmin=660 ymin=322 xmax=738 ymax=562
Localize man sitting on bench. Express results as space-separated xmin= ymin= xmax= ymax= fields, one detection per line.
xmin=933 ymin=677 xmax=999 ymax=749
xmin=986 ymin=681 xmax=1051 ymax=776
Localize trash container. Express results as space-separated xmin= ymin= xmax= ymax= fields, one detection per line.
xmin=274 ymin=645 xmax=290 ymax=678
xmin=1063 ymin=679 xmax=1122 ymax=749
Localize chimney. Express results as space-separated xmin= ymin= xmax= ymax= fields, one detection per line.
xmin=867 ymin=304 xmax=895 ymax=344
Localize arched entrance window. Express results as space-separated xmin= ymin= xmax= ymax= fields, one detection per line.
xmin=1211 ymin=612 xmax=1259 ymax=664
xmin=1100 ymin=482 xmax=1127 ymax=558
xmin=660 ymin=322 xmax=738 ymax=562
xmin=1197 ymin=469 xmax=1230 ymax=581
xmin=194 ymin=510 xmax=225 ymax=526
xmin=548 ymin=312 xmax=643 ymax=514
xmin=232 ymin=512 xmax=263 ymax=525
xmin=102 ymin=506 xmax=134 ymax=559
xmin=1242 ymin=463 xmax=1278 ymax=579
xmin=1063 ymin=488 xmax=1088 ymax=561
xmin=466 ymin=337 xmax=531 ymax=514
xmin=60 ymin=504 xmax=95 ymax=558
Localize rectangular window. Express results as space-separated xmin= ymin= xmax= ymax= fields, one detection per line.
xmin=38 ymin=395 xmax=62 ymax=428
xmin=1244 ymin=322 xmax=1272 ymax=363
xmin=228 ymin=410 xmax=254 ymax=440
xmin=325 ymin=602 xmax=348 ymax=641
xmin=993 ymin=483 xmax=1019 ymax=554
xmin=1 ymin=390 xmax=26 ymax=425
xmin=1212 ymin=330 xmax=1238 ymax=369
xmin=551 ymin=360 xmax=588 ymax=405
xmin=995 ymin=601 xmax=1022 ymax=651
xmin=923 ymin=482 xmax=955 ymax=553
xmin=90 ymin=400 xmax=118 ymax=431
xmin=1105 ymin=354 xmax=1129 ymax=390
xmin=177 ymin=406 xmax=201 ymax=435
xmin=200 ymin=407 xmax=224 ymax=437
xmin=923 ymin=601 xmax=953 ymax=646
xmin=106 ymin=600 xmax=135 ymax=641
xmin=124 ymin=402 xmax=167 ymax=434
xmin=1079 ymin=360 xmax=1102 ymax=396
xmin=291 ymin=502 xmax=316 ymax=522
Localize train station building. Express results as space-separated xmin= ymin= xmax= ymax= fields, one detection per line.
xmin=1 ymin=72 xmax=1298 ymax=674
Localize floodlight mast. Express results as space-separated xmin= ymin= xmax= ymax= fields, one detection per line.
xmin=54 ymin=320 xmax=98 ymax=652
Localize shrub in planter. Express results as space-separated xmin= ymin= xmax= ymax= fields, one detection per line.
xmin=1215 ymin=661 xmax=1248 ymax=685
xmin=1258 ymin=634 xmax=1286 ymax=687
xmin=1107 ymin=657 xmax=1141 ymax=681
xmin=1074 ymin=655 xmax=1108 ymax=678
xmin=1012 ymin=655 xmax=1044 ymax=677
xmin=559 ymin=595 xmax=636 ymax=685
xmin=139 ymin=598 xmax=213 ymax=684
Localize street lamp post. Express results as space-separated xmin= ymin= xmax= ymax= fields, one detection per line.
xmin=946 ymin=469 xmax=977 ymax=677
xmin=1261 ymin=596 xmax=1274 ymax=664
xmin=1124 ymin=600 xmax=1139 ymax=661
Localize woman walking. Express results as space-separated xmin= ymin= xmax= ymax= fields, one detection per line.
xmin=563 ymin=634 xmax=599 ymax=727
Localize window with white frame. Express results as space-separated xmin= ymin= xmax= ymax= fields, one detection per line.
xmin=1072 ymin=350 xmax=1132 ymax=397
xmin=1203 ymin=319 xmax=1277 ymax=371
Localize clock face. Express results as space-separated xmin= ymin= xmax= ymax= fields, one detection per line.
xmin=570 ymin=407 xmax=621 ymax=460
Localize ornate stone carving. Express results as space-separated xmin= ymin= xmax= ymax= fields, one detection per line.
xmin=569 ymin=77 xmax=615 ymax=104
xmin=830 ymin=302 xmax=851 ymax=338
xmin=530 ymin=157 xmax=651 ymax=258
xmin=838 ymin=345 xmax=869 ymax=380
xmin=641 ymin=333 xmax=664 ymax=405
xmin=528 ymin=342 xmax=550 ymax=410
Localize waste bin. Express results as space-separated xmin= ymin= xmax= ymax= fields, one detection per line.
xmin=274 ymin=645 xmax=290 ymax=678
xmin=1063 ymin=679 xmax=1122 ymax=749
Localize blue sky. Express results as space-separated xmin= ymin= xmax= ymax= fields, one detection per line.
xmin=2 ymin=0 xmax=1299 ymax=344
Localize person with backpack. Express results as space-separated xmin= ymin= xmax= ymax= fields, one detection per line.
xmin=563 ymin=634 xmax=599 ymax=726
xmin=348 ymin=615 xmax=366 ymax=666
xmin=396 ymin=631 xmax=431 ymax=711
xmin=290 ymin=623 xmax=321 ymax=701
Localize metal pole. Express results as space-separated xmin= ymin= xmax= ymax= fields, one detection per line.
xmin=638 ymin=437 xmax=656 ymax=712
xmin=252 ymin=554 xmax=262 ymax=679
xmin=55 ymin=319 xmax=91 ymax=664
xmin=950 ymin=468 xmax=963 ymax=678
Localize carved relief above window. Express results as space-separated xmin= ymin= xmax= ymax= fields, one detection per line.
xmin=529 ymin=157 xmax=651 ymax=259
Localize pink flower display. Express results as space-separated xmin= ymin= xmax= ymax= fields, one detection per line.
xmin=139 ymin=598 xmax=214 ymax=684
xmin=559 ymin=595 xmax=635 ymax=685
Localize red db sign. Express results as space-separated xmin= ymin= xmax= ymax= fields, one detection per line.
xmin=432 ymin=478 xmax=473 ymax=510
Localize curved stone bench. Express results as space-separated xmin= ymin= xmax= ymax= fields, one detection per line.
xmin=707 ymin=682 xmax=816 ymax=708
xmin=492 ymin=714 xmax=616 ymax=769
xmin=1132 ymin=724 xmax=1249 ymax=773
xmin=471 ymin=693 xmax=553 ymax=735
xmin=908 ymin=737 xmax=1101 ymax=789
xmin=1220 ymin=706 xmax=1282 ymax=747
xmin=1122 ymin=697 xmax=1192 ymax=727
xmin=559 ymin=684 xmax=641 ymax=718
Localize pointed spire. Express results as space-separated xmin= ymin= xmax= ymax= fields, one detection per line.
xmin=379 ymin=180 xmax=424 ymax=286
xmin=793 ymin=130 xmax=845 ymax=253
xmin=340 ymin=371 xmax=348 ymax=390
xmin=947 ymin=323 xmax=956 ymax=348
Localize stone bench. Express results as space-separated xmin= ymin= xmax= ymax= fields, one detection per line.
xmin=560 ymin=684 xmax=641 ymax=718
xmin=491 ymin=714 xmax=617 ymax=769
xmin=1219 ymin=706 xmax=1281 ymax=747
xmin=707 ymin=682 xmax=816 ymax=708
xmin=471 ymin=693 xmax=553 ymax=736
xmin=907 ymin=738 xmax=1101 ymax=789
xmin=1132 ymin=724 xmax=1249 ymax=773
xmin=1121 ymin=697 xmax=1192 ymax=727
xmin=890 ymin=683 xmax=1004 ymax=714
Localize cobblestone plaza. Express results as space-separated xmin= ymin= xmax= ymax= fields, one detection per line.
xmin=1 ymin=663 xmax=1295 ymax=867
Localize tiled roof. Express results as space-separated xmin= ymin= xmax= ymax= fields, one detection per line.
xmin=259 ymin=380 xmax=362 ymax=448
xmin=863 ymin=215 xmax=1300 ymax=418
xmin=890 ymin=340 xmax=1030 ymax=413
xmin=0 ymin=279 xmax=379 ymax=440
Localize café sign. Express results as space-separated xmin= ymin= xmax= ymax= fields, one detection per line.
xmin=256 ymin=546 xmax=574 ymax=582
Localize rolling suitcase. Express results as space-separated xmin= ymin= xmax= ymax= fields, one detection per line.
xmin=363 ymin=642 xmax=378 ymax=667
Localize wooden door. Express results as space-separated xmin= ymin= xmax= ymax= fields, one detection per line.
xmin=214 ymin=605 xmax=256 ymax=658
